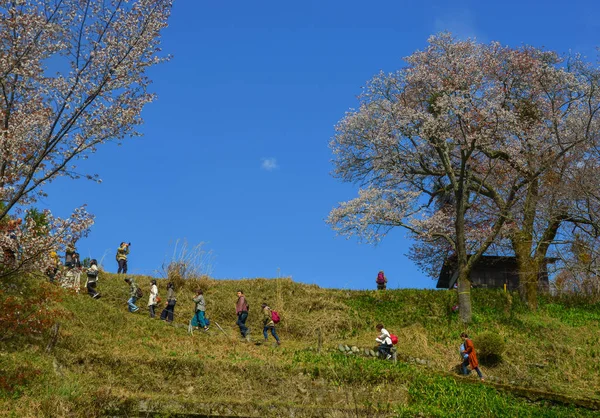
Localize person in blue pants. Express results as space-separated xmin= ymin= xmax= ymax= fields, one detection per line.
xmin=191 ymin=289 xmax=209 ymax=331
xmin=262 ymin=303 xmax=280 ymax=345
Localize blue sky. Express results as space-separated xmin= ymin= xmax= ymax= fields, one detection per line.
xmin=40 ymin=0 xmax=600 ymax=289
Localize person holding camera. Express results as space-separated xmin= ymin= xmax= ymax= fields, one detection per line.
xmin=116 ymin=242 xmax=130 ymax=274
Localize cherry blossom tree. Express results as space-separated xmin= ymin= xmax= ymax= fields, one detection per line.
xmin=328 ymin=34 xmax=598 ymax=322
xmin=0 ymin=0 xmax=172 ymax=274
xmin=0 ymin=0 xmax=172 ymax=215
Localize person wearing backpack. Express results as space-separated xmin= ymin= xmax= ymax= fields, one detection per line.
xmin=160 ymin=282 xmax=177 ymax=323
xmin=124 ymin=277 xmax=139 ymax=313
xmin=116 ymin=242 xmax=130 ymax=274
xmin=191 ymin=289 xmax=209 ymax=331
xmin=148 ymin=279 xmax=159 ymax=318
xmin=375 ymin=324 xmax=393 ymax=359
xmin=235 ymin=290 xmax=250 ymax=341
xmin=261 ymin=303 xmax=281 ymax=345
xmin=86 ymin=259 xmax=101 ymax=299
xmin=376 ymin=271 xmax=387 ymax=290
xmin=460 ymin=332 xmax=484 ymax=381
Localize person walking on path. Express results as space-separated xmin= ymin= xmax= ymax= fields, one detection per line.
xmin=160 ymin=282 xmax=176 ymax=323
xmin=235 ymin=290 xmax=250 ymax=340
xmin=376 ymin=271 xmax=387 ymax=290
xmin=191 ymin=289 xmax=209 ymax=331
xmin=460 ymin=332 xmax=484 ymax=381
xmin=86 ymin=259 xmax=101 ymax=299
xmin=460 ymin=333 xmax=484 ymax=381
xmin=148 ymin=279 xmax=159 ymax=318
xmin=261 ymin=303 xmax=280 ymax=345
xmin=116 ymin=242 xmax=130 ymax=274
xmin=124 ymin=277 xmax=139 ymax=313
xmin=375 ymin=324 xmax=393 ymax=359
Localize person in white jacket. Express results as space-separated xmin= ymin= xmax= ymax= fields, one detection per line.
xmin=375 ymin=324 xmax=393 ymax=359
xmin=148 ymin=279 xmax=159 ymax=318
xmin=86 ymin=259 xmax=101 ymax=299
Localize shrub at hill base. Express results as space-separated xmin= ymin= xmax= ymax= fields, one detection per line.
xmin=0 ymin=274 xmax=65 ymax=342
xmin=475 ymin=331 xmax=506 ymax=366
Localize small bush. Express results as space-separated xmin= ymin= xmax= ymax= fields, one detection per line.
xmin=474 ymin=332 xmax=506 ymax=366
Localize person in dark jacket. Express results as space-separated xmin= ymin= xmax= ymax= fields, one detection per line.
xmin=191 ymin=289 xmax=209 ymax=331
xmin=160 ymin=282 xmax=177 ymax=323
xmin=235 ymin=290 xmax=249 ymax=340
xmin=261 ymin=303 xmax=280 ymax=345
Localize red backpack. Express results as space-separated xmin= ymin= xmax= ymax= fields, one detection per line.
xmin=271 ymin=310 xmax=281 ymax=324
xmin=390 ymin=334 xmax=398 ymax=345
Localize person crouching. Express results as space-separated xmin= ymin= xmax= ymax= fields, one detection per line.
xmin=375 ymin=324 xmax=393 ymax=359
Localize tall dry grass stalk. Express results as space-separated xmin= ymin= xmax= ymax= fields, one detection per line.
xmin=157 ymin=239 xmax=215 ymax=289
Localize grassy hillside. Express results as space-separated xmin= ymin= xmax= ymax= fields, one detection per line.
xmin=1 ymin=273 xmax=600 ymax=417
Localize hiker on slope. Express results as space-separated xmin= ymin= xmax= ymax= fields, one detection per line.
xmin=460 ymin=332 xmax=484 ymax=381
xmin=148 ymin=279 xmax=159 ymax=318
xmin=261 ymin=303 xmax=280 ymax=345
xmin=124 ymin=277 xmax=139 ymax=313
xmin=235 ymin=290 xmax=250 ymax=341
xmin=191 ymin=289 xmax=209 ymax=331
xmin=159 ymin=282 xmax=177 ymax=323
xmin=375 ymin=324 xmax=393 ymax=359
xmin=86 ymin=259 xmax=101 ymax=299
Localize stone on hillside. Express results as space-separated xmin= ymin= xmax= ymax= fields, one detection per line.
xmin=351 ymin=346 xmax=360 ymax=353
xmin=363 ymin=348 xmax=370 ymax=356
xmin=338 ymin=344 xmax=346 ymax=352
xmin=369 ymin=349 xmax=376 ymax=357
xmin=344 ymin=345 xmax=351 ymax=352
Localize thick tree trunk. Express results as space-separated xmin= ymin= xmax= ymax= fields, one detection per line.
xmin=457 ymin=269 xmax=472 ymax=324
xmin=515 ymin=251 xmax=540 ymax=311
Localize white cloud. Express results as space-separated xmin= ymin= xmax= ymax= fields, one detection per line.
xmin=261 ymin=157 xmax=279 ymax=171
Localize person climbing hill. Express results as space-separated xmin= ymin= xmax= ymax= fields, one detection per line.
xmin=148 ymin=279 xmax=159 ymax=318
xmin=191 ymin=289 xmax=209 ymax=331
xmin=460 ymin=332 xmax=484 ymax=381
xmin=261 ymin=303 xmax=281 ymax=345
xmin=235 ymin=290 xmax=250 ymax=341
xmin=124 ymin=277 xmax=139 ymax=313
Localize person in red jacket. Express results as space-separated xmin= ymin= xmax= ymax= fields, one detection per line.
xmin=460 ymin=332 xmax=484 ymax=381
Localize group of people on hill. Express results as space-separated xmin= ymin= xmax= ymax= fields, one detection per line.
xmin=47 ymin=241 xmax=133 ymax=298
xmin=122 ymin=279 xmax=281 ymax=345
xmin=48 ymin=242 xmax=485 ymax=375
xmin=123 ymin=276 xmax=177 ymax=322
